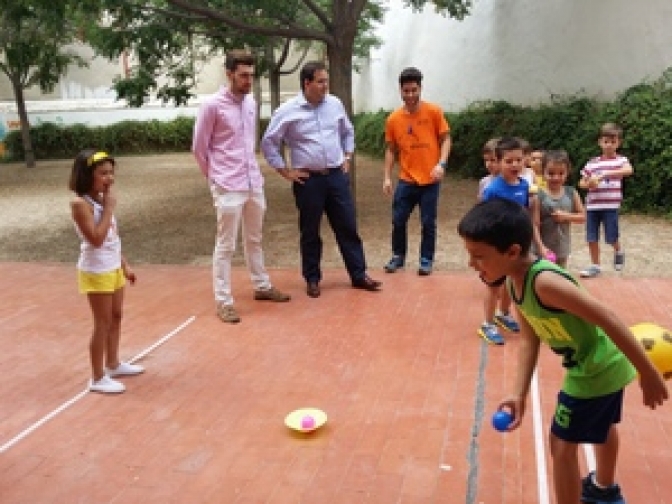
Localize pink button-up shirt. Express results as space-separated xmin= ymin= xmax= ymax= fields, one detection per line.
xmin=192 ymin=87 xmax=263 ymax=191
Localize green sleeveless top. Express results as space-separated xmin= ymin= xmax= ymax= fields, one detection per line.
xmin=508 ymin=260 xmax=635 ymax=398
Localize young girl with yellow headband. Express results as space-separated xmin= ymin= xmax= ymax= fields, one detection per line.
xmin=69 ymin=149 xmax=144 ymax=394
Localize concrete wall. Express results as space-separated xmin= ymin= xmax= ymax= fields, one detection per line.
xmin=0 ymin=42 xmax=304 ymax=147
xmin=3 ymin=0 xmax=671 ymax=132
xmin=353 ymin=0 xmax=672 ymax=113
xmin=0 ymin=43 xmax=258 ymax=100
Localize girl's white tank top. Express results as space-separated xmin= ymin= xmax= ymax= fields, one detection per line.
xmin=73 ymin=195 xmax=121 ymax=273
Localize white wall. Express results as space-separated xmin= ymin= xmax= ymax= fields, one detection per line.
xmin=353 ymin=0 xmax=672 ymax=113
xmin=0 ymin=43 xmax=304 ymax=147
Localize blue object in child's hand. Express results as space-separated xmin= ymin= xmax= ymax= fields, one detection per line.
xmin=492 ymin=411 xmax=513 ymax=432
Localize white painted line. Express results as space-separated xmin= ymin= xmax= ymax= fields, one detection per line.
xmin=0 ymin=316 xmax=196 ymax=454
xmin=531 ymin=368 xmax=551 ymax=504
xmin=0 ymin=390 xmax=89 ymax=454
xmin=127 ymin=315 xmax=196 ymax=364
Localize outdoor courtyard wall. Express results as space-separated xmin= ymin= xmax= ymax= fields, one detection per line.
xmin=353 ymin=0 xmax=672 ymax=112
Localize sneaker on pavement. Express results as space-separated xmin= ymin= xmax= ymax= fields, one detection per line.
xmin=384 ymin=255 xmax=405 ymax=273
xmin=580 ymin=471 xmax=625 ymax=503
xmin=614 ymin=251 xmax=625 ymax=272
xmin=217 ymin=304 xmax=241 ymax=324
xmin=254 ymin=286 xmax=291 ymax=302
xmin=106 ymin=361 xmax=145 ymax=377
xmin=89 ymin=375 xmax=125 ymax=394
xmin=478 ymin=323 xmax=505 ymax=345
xmin=418 ymin=257 xmax=433 ymax=276
xmin=495 ymin=313 xmax=520 ymax=332
xmin=580 ymin=265 xmax=601 ymax=278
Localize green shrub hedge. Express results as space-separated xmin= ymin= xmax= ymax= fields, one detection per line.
xmin=3 ymin=116 xmax=195 ymax=161
xmin=354 ymin=68 xmax=672 ymax=215
xmin=4 ymin=69 xmax=672 ymax=215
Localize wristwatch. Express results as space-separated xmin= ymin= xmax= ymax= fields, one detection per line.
xmin=440 ymin=161 xmax=448 ymax=169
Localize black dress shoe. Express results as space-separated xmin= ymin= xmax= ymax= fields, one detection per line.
xmin=352 ymin=275 xmax=382 ymax=291
xmin=306 ymin=282 xmax=321 ymax=298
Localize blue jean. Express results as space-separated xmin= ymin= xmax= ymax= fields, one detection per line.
xmin=586 ymin=209 xmax=619 ymax=244
xmin=391 ymin=180 xmax=440 ymax=261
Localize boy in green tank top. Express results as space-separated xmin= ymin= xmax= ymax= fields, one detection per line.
xmin=458 ymin=198 xmax=668 ymax=504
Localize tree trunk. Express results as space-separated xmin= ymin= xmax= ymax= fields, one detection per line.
xmin=253 ymin=75 xmax=262 ymax=152
xmin=269 ymin=69 xmax=281 ymax=112
xmin=12 ymin=79 xmax=35 ymax=168
xmin=264 ymin=42 xmax=282 ymax=112
xmin=326 ymin=37 xmax=357 ymax=200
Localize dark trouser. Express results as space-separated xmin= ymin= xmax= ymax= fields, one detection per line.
xmin=292 ymin=169 xmax=367 ymax=284
xmin=391 ymin=180 xmax=440 ymax=261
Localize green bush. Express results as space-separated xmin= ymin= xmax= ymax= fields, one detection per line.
xmin=354 ymin=68 xmax=672 ymax=216
xmin=4 ymin=115 xmax=195 ymax=161
xmin=5 ymin=68 xmax=672 ymax=215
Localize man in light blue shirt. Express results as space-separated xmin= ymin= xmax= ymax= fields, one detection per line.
xmin=261 ymin=61 xmax=381 ymax=298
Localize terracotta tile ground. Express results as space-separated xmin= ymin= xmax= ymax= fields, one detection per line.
xmin=1 ymin=263 xmax=671 ymax=503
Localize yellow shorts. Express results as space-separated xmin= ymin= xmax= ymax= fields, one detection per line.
xmin=78 ymin=268 xmax=126 ymax=294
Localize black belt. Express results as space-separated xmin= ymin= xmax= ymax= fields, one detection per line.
xmin=301 ymin=167 xmax=341 ymax=176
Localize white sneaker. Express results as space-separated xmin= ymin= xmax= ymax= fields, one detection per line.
xmin=90 ymin=375 xmax=125 ymax=394
xmin=580 ymin=265 xmax=601 ymax=278
xmin=106 ymin=361 xmax=145 ymax=377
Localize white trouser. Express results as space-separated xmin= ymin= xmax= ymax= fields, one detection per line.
xmin=210 ymin=185 xmax=271 ymax=305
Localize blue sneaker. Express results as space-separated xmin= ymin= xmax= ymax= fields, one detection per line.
xmin=418 ymin=257 xmax=433 ymax=276
xmin=478 ymin=323 xmax=505 ymax=345
xmin=581 ymin=472 xmax=625 ymax=503
xmin=495 ymin=313 xmax=520 ymax=332
xmin=384 ymin=255 xmax=404 ymax=273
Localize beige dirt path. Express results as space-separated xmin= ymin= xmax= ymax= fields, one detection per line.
xmin=0 ymin=152 xmax=669 ymax=277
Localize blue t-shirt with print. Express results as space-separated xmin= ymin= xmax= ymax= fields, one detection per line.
xmin=482 ymin=175 xmax=530 ymax=208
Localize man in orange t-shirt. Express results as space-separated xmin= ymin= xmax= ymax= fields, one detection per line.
xmin=383 ymin=67 xmax=451 ymax=276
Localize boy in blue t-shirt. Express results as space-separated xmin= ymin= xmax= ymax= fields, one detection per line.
xmin=477 ymin=137 xmax=541 ymax=345
xmin=458 ymin=198 xmax=668 ymax=504
xmin=481 ymin=136 xmax=530 ymax=206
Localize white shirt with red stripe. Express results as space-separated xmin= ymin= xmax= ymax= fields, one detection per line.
xmin=581 ymin=155 xmax=630 ymax=210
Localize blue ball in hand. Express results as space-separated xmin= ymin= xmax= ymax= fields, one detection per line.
xmin=492 ymin=411 xmax=513 ymax=432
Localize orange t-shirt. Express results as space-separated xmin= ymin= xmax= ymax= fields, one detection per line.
xmin=385 ymin=102 xmax=450 ymax=185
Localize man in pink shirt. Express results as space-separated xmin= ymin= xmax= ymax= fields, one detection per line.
xmin=192 ymin=50 xmax=290 ymax=324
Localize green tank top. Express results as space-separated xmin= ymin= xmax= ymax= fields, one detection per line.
xmin=508 ymin=260 xmax=636 ymax=398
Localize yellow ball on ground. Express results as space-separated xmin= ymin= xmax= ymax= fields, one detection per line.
xmin=631 ymin=322 xmax=672 ymax=380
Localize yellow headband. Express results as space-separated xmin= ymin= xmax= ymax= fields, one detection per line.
xmin=87 ymin=151 xmax=111 ymax=166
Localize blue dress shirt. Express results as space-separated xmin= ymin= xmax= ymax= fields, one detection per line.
xmin=261 ymin=92 xmax=355 ymax=170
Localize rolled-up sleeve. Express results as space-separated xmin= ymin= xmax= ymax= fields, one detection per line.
xmin=261 ymin=112 xmax=287 ymax=169
xmin=339 ymin=111 xmax=355 ymax=154
xmin=192 ymin=101 xmax=215 ymax=178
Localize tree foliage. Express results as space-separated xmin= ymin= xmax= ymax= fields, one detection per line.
xmin=87 ymin=0 xmax=469 ymax=115
xmin=0 ymin=0 xmax=90 ymax=166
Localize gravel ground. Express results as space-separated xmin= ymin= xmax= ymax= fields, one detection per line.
xmin=1 ymin=152 xmax=670 ymax=278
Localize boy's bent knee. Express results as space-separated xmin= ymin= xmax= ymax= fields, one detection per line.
xmin=549 ymin=433 xmax=578 ymax=462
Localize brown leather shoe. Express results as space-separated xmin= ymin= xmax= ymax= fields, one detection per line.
xmin=217 ymin=304 xmax=241 ymax=324
xmin=352 ymin=275 xmax=382 ymax=291
xmin=306 ymin=282 xmax=320 ymax=298
xmin=254 ymin=286 xmax=291 ymax=302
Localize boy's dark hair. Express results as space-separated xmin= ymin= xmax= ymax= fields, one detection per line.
xmin=542 ymin=149 xmax=572 ymax=171
xmin=458 ymin=198 xmax=533 ymax=255
xmin=399 ymin=67 xmax=423 ymax=87
xmin=599 ymin=122 xmax=623 ymax=139
xmin=69 ymin=148 xmax=115 ymax=196
xmin=495 ymin=136 xmax=523 ymax=160
xmin=482 ymin=137 xmax=500 ymax=155
xmin=225 ymin=50 xmax=254 ymax=72
xmin=516 ymin=137 xmax=532 ymax=155
xmin=300 ymin=61 xmax=327 ymax=91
